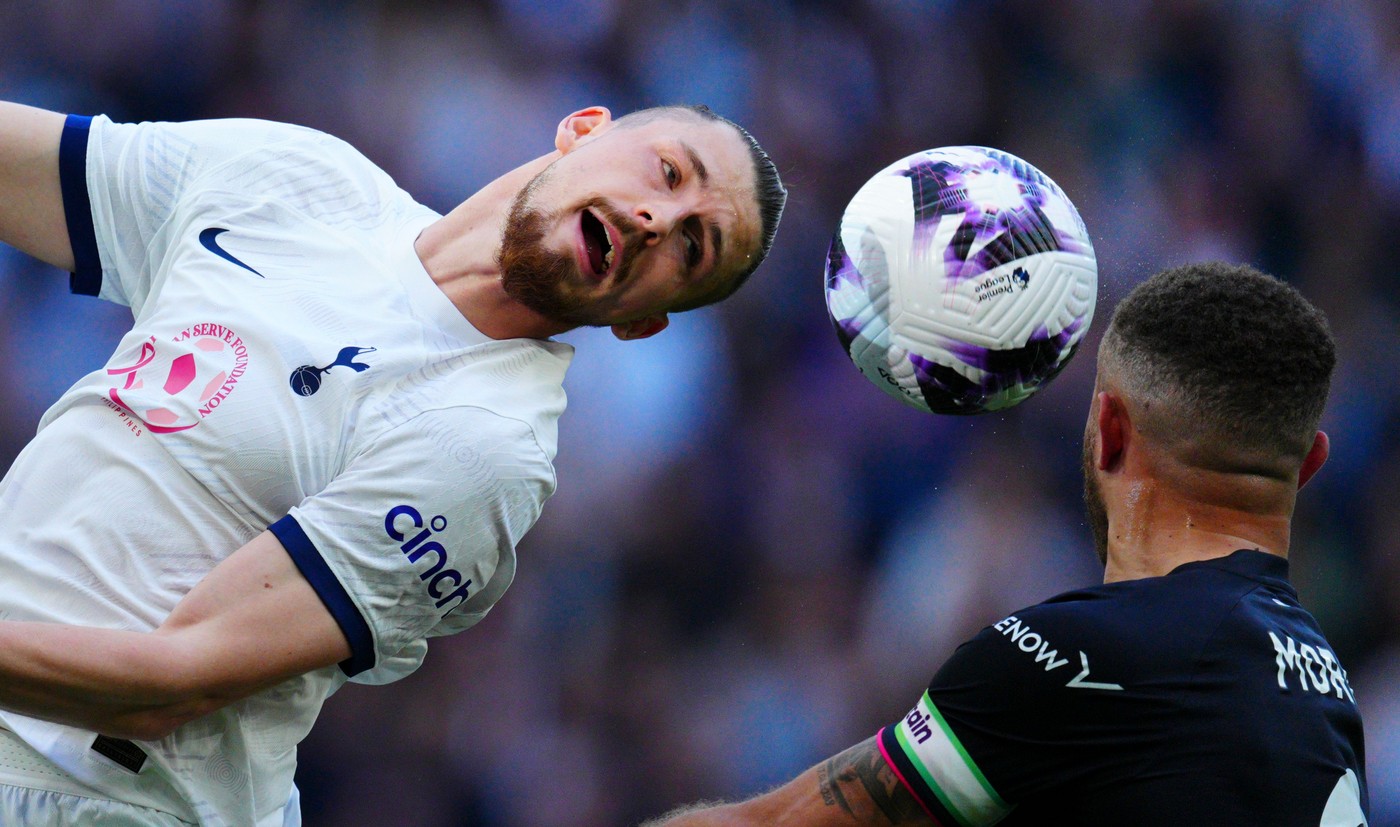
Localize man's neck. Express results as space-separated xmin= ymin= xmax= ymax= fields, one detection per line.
xmin=413 ymin=153 xmax=566 ymax=340
xmin=1101 ymin=479 xmax=1294 ymax=584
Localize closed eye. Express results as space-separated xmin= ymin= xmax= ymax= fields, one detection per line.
xmin=685 ymin=233 xmax=701 ymax=268
xmin=683 ymin=217 xmax=703 ymax=269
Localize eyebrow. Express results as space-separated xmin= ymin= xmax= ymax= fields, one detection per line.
xmin=682 ymin=141 xmax=710 ymax=184
xmin=679 ymin=141 xmax=723 ymax=270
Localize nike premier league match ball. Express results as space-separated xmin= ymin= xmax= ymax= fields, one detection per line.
xmin=825 ymin=146 xmax=1097 ymax=414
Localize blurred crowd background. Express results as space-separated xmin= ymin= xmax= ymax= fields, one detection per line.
xmin=1 ymin=0 xmax=1397 ymax=823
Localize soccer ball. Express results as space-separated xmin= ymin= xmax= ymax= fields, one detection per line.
xmin=825 ymin=146 xmax=1097 ymax=414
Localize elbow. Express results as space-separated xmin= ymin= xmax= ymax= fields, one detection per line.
xmin=95 ymin=718 xmax=175 ymax=743
xmin=96 ymin=699 xmax=222 ymax=742
xmin=100 ymin=631 xmax=233 ymax=740
xmin=82 ymin=659 xmax=210 ymax=741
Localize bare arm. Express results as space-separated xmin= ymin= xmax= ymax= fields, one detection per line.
xmin=0 ymin=101 xmax=73 ymax=270
xmin=0 ymin=530 xmax=350 ymax=740
xmin=643 ymin=736 xmax=932 ymax=827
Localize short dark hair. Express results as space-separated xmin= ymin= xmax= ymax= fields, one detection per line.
xmin=616 ymin=104 xmax=786 ymax=312
xmin=1101 ymin=261 xmax=1335 ymax=460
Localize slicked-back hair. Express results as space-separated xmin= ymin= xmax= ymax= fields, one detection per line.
xmin=615 ymin=104 xmax=786 ymax=312
xmin=1100 ymin=261 xmax=1335 ymax=461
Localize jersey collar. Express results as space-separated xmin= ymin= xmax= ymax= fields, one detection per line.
xmin=1169 ymin=548 xmax=1294 ymax=592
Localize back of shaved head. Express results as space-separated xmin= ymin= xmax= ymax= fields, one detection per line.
xmin=1098 ymin=262 xmax=1335 ymax=478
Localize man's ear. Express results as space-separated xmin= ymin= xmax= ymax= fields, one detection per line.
xmin=556 ymin=106 xmax=613 ymax=154
xmin=611 ymin=314 xmax=669 ymax=341
xmin=1297 ymin=430 xmax=1329 ymax=490
xmin=1095 ymin=391 xmax=1129 ymax=472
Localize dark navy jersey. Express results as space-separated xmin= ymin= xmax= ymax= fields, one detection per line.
xmin=877 ymin=550 xmax=1368 ymax=826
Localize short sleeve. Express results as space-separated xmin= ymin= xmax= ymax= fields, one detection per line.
xmin=269 ymin=406 xmax=556 ymax=679
xmin=71 ymin=115 xmax=333 ymax=310
xmin=875 ymin=607 xmax=1119 ymax=824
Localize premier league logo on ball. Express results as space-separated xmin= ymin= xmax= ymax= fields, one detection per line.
xmin=825 ymin=146 xmax=1097 ymax=415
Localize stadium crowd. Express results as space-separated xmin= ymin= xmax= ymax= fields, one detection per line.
xmin=0 ymin=0 xmax=1396 ymax=823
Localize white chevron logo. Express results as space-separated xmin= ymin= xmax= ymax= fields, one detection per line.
xmin=1066 ymin=651 xmax=1123 ymax=691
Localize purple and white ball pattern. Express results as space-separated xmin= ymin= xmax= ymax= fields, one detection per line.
xmin=825 ymin=146 xmax=1097 ymax=414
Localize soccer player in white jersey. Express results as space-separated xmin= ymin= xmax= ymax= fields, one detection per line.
xmin=647 ymin=263 xmax=1367 ymax=826
xmin=0 ymin=101 xmax=784 ymax=825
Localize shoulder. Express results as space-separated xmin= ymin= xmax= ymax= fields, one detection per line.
xmin=404 ymin=338 xmax=573 ymax=454
xmin=1016 ymin=557 xmax=1275 ymax=647
xmin=92 ymin=115 xmax=346 ymax=171
xmin=92 ymin=115 xmax=414 ymax=219
xmin=364 ymin=340 xmax=573 ymax=481
xmin=966 ymin=584 xmax=1146 ymax=660
xmin=934 ymin=570 xmax=1251 ymax=698
xmin=938 ymin=555 xmax=1297 ymax=706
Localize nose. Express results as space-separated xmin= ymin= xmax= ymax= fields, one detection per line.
xmin=633 ymin=200 xmax=684 ymax=246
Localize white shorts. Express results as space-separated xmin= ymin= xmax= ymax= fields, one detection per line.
xmin=0 ymin=726 xmax=193 ymax=826
xmin=0 ymin=783 xmax=194 ymax=826
xmin=0 ymin=725 xmax=301 ymax=827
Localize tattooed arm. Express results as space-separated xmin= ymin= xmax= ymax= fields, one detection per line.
xmin=641 ymin=736 xmax=932 ymax=826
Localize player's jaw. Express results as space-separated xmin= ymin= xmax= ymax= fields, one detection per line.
xmin=1081 ymin=430 xmax=1110 ymax=567
xmin=498 ymin=192 xmax=647 ymax=328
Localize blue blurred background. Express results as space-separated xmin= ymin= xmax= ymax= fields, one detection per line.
xmin=1 ymin=0 xmax=1397 ymax=823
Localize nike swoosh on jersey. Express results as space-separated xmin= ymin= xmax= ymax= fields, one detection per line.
xmin=199 ymin=228 xmax=264 ymax=277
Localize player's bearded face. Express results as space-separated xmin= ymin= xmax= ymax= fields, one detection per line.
xmin=498 ymin=167 xmax=645 ymax=328
xmin=1082 ymin=427 xmax=1109 ymax=566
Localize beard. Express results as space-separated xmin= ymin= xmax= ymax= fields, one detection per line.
xmin=497 ymin=170 xmax=644 ymax=329
xmin=498 ymin=176 xmax=595 ymax=328
xmin=1082 ymin=432 xmax=1110 ymax=566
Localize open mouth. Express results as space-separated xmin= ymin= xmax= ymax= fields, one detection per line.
xmin=580 ymin=209 xmax=616 ymax=280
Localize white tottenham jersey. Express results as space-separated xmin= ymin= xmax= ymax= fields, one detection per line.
xmin=0 ymin=115 xmax=572 ymax=825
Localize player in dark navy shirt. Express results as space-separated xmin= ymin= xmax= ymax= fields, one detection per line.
xmin=645 ymin=262 xmax=1367 ymax=826
xmin=874 ymin=549 xmax=1365 ymax=825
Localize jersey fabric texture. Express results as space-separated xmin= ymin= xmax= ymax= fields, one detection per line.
xmin=0 ymin=114 xmax=572 ymax=825
xmin=878 ymin=550 xmax=1368 ymax=826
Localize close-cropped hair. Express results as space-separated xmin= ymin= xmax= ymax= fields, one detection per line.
xmin=617 ymin=104 xmax=786 ymax=311
xmin=1101 ymin=261 xmax=1335 ymax=459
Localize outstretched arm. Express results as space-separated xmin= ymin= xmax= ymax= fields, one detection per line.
xmin=0 ymin=530 xmax=350 ymax=740
xmin=0 ymin=101 xmax=73 ymax=270
xmin=643 ymin=736 xmax=932 ymax=827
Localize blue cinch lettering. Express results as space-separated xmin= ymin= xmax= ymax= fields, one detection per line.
xmin=408 ymin=542 xmax=448 ymax=578
xmin=427 ymin=569 xmax=461 ymax=598
xmin=434 ymin=577 xmax=473 ymax=612
xmin=385 ymin=505 xmax=422 ymax=541
xmin=384 ymin=503 xmax=473 ymax=616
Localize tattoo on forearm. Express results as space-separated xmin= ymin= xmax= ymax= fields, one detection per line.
xmin=817 ymin=737 xmax=926 ymax=824
xmin=819 ymin=755 xmax=856 ymax=814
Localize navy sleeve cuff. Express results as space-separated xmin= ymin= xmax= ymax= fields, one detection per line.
xmin=269 ymin=515 xmax=376 ymax=677
xmin=58 ymin=114 xmax=102 ymax=296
